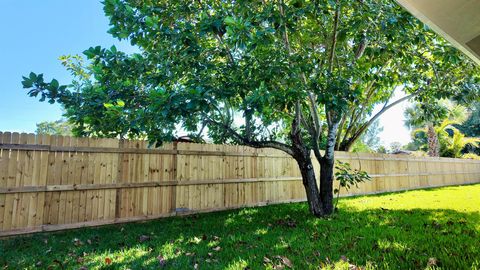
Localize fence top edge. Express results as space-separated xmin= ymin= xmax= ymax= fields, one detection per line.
xmin=1 ymin=140 xmax=480 ymax=163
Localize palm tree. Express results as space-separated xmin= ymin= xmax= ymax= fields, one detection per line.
xmin=404 ymin=100 xmax=468 ymax=157
xmin=435 ymin=119 xmax=480 ymax=158
xmin=405 ymin=102 xmax=445 ymax=156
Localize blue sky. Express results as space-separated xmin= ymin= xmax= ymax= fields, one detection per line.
xmin=0 ymin=0 xmax=135 ymax=133
xmin=0 ymin=0 xmax=411 ymax=146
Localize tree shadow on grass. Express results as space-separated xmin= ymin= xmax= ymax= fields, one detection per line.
xmin=1 ymin=203 xmax=479 ymax=269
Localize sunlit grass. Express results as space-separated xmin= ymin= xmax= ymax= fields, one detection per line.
xmin=1 ymin=184 xmax=479 ymax=269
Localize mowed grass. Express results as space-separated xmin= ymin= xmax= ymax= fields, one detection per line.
xmin=1 ymin=184 xmax=479 ymax=270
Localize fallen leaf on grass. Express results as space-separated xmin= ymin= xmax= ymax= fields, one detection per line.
xmin=281 ymin=257 xmax=293 ymax=268
xmin=138 ymin=235 xmax=151 ymax=242
xmin=157 ymin=255 xmax=166 ymax=267
xmin=73 ymin=238 xmax=83 ymax=246
xmin=348 ymin=264 xmax=362 ymax=270
xmin=213 ymin=246 xmax=221 ymax=251
xmin=274 ymin=256 xmax=293 ymax=268
xmin=105 ymin=257 xmax=112 ymax=265
xmin=427 ymin=257 xmax=438 ymax=266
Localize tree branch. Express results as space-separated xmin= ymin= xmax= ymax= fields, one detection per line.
xmin=345 ymin=90 xmax=422 ymax=149
xmin=204 ymin=116 xmax=294 ymax=156
xmin=335 ymin=113 xmax=348 ymax=149
xmin=278 ymin=0 xmax=292 ymax=54
xmin=328 ymin=0 xmax=341 ymax=73
xmin=196 ymin=0 xmax=236 ymax=65
xmin=279 ymin=0 xmax=323 ymax=145
xmin=341 ymin=59 xmax=393 ymax=146
xmin=307 ymin=91 xmax=321 ymax=141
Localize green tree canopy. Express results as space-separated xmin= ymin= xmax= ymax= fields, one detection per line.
xmin=21 ymin=0 xmax=480 ymax=217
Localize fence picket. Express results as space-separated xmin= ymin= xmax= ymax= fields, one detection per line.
xmin=0 ymin=132 xmax=479 ymax=236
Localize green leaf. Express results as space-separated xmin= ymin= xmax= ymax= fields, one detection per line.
xmin=224 ymin=16 xmax=236 ymax=26
xmin=21 ymin=77 xmax=33 ymax=88
xmin=145 ymin=16 xmax=155 ymax=27
xmin=51 ymin=79 xmax=59 ymax=89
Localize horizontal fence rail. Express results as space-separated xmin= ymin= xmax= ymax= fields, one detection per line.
xmin=1 ymin=132 xmax=479 ymax=237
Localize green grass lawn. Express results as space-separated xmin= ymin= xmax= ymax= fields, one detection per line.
xmin=1 ymin=184 xmax=479 ymax=270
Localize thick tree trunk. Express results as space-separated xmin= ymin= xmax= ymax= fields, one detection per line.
xmin=289 ymin=102 xmax=340 ymax=217
xmin=427 ymin=124 xmax=439 ymax=157
xmin=319 ymin=157 xmax=335 ymax=214
xmin=289 ymin=105 xmax=325 ymax=217
xmin=294 ymin=155 xmax=324 ymax=217
xmin=318 ymin=117 xmax=340 ymax=215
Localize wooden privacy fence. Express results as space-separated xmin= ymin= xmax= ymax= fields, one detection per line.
xmin=1 ymin=132 xmax=480 ymax=236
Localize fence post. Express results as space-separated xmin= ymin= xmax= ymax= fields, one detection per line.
xmin=114 ymin=139 xmax=125 ymax=220
xmin=170 ymin=141 xmax=178 ymax=215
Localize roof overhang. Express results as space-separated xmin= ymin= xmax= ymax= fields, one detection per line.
xmin=395 ymin=0 xmax=480 ymax=65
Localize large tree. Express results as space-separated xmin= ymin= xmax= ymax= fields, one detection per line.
xmin=21 ymin=0 xmax=479 ymax=216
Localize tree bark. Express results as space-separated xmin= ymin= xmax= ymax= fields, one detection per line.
xmin=427 ymin=124 xmax=439 ymax=157
xmin=319 ymin=157 xmax=335 ymax=215
xmin=290 ymin=104 xmax=325 ymax=217
xmin=318 ymin=119 xmax=339 ymax=215
xmin=294 ymin=154 xmax=324 ymax=217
